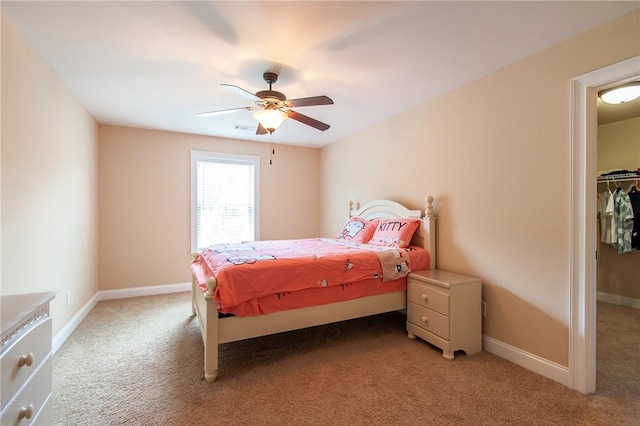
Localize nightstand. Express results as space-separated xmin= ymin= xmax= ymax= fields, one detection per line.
xmin=406 ymin=269 xmax=481 ymax=359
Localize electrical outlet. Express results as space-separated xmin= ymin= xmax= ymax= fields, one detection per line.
xmin=481 ymin=301 xmax=486 ymax=317
xmin=66 ymin=292 xmax=71 ymax=307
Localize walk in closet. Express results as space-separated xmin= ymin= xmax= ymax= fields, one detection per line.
xmin=595 ymin=92 xmax=639 ymax=394
xmin=596 ymin=114 xmax=640 ymax=306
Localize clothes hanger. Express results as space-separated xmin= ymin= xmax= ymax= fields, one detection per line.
xmin=611 ymin=178 xmax=620 ymax=192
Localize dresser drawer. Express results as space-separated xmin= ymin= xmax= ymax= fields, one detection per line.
xmin=0 ymin=356 xmax=52 ymax=426
xmin=407 ymin=302 xmax=450 ymax=340
xmin=1 ymin=318 xmax=52 ymax=411
xmin=32 ymin=395 xmax=52 ymax=425
xmin=407 ymin=280 xmax=449 ymax=316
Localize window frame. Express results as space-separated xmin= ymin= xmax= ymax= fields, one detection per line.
xmin=190 ymin=150 xmax=260 ymax=252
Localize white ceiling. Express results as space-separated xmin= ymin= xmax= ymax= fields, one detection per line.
xmin=3 ymin=1 xmax=638 ymax=148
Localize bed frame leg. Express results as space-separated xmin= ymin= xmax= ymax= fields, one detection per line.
xmin=204 ymin=343 xmax=218 ymax=383
xmin=203 ymin=326 xmax=219 ymax=382
xmin=190 ymin=252 xmax=201 ymax=317
xmin=191 ymin=277 xmax=197 ymax=317
xmin=203 ymin=278 xmax=219 ymax=383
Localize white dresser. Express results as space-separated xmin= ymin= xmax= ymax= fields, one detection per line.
xmin=1 ymin=292 xmax=55 ymax=426
xmin=406 ymin=270 xmax=481 ymax=359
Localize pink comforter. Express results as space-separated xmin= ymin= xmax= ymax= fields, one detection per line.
xmin=192 ymin=238 xmax=430 ymax=316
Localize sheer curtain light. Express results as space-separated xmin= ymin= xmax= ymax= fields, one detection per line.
xmin=253 ymin=108 xmax=287 ymax=133
xmin=599 ymin=82 xmax=640 ymax=104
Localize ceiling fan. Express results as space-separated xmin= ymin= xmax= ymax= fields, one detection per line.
xmin=197 ymin=72 xmax=334 ymax=135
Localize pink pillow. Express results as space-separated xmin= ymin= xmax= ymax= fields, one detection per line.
xmin=368 ymin=218 xmax=420 ymax=248
xmin=337 ymin=217 xmax=378 ymax=243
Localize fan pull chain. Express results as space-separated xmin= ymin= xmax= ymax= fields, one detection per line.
xmin=269 ymin=133 xmax=275 ymax=165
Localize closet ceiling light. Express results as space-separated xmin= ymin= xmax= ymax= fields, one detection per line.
xmin=599 ymin=82 xmax=640 ymax=105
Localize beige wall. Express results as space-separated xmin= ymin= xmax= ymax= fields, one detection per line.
xmin=320 ymin=10 xmax=640 ymax=366
xmin=98 ymin=125 xmax=320 ymax=290
xmin=597 ymin=116 xmax=640 ymax=299
xmin=597 ymin=116 xmax=640 ymax=172
xmin=1 ymin=15 xmax=99 ymax=337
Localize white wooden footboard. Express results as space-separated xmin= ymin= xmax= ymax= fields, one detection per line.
xmin=193 ymin=274 xmax=406 ymax=383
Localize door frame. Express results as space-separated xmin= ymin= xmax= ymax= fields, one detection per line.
xmin=569 ymin=55 xmax=640 ymax=394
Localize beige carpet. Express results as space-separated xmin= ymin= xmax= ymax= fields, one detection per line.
xmin=52 ymin=293 xmax=640 ymax=425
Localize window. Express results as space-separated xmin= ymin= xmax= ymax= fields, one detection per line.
xmin=191 ymin=151 xmax=260 ymax=251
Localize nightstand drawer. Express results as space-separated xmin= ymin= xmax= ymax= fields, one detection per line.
xmin=407 ymin=280 xmax=449 ymax=316
xmin=407 ymin=302 xmax=449 ymax=340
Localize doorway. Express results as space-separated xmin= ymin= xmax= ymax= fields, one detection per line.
xmin=570 ymin=55 xmax=640 ymax=394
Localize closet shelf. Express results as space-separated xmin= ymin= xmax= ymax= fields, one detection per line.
xmin=597 ymin=172 xmax=639 ymax=183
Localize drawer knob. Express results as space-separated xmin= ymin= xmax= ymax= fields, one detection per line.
xmin=421 ymin=316 xmax=428 ymax=323
xmin=18 ymin=353 xmax=34 ymax=368
xmin=421 ymin=294 xmax=428 ymax=302
xmin=18 ymin=404 xmax=34 ymax=420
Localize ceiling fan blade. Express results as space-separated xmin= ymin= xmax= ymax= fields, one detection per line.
xmin=285 ymin=95 xmax=334 ymax=108
xmin=256 ymin=123 xmax=268 ymax=135
xmin=197 ymin=106 xmax=253 ymax=117
xmin=221 ymin=84 xmax=262 ymax=102
xmin=286 ymin=110 xmax=331 ymax=131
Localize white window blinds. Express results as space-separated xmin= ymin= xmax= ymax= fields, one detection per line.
xmin=191 ymin=152 xmax=259 ymax=251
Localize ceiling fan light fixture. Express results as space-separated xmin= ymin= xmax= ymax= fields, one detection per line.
xmin=253 ymin=108 xmax=287 ymax=133
xmin=599 ymin=82 xmax=640 ymax=104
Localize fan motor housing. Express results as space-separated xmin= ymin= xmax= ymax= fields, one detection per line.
xmin=256 ymin=90 xmax=286 ymax=102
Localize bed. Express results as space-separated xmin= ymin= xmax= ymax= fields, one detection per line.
xmin=190 ymin=197 xmax=437 ymax=382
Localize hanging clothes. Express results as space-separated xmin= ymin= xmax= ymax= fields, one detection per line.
xmin=612 ymin=188 xmax=634 ymax=254
xmin=627 ymin=184 xmax=640 ymax=250
xmin=599 ymin=189 xmax=616 ymax=244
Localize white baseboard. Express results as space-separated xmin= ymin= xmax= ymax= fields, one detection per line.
xmin=597 ymin=291 xmax=640 ymax=309
xmin=478 ymin=295 xmax=638 ymax=389
xmin=52 ymin=292 xmax=101 ymax=354
xmin=482 ymin=335 xmax=569 ymax=387
xmin=97 ymin=281 xmax=191 ymax=301
xmin=52 ymin=282 xmax=191 ymax=354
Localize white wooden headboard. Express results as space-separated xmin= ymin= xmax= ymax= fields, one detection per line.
xmin=349 ymin=197 xmax=436 ymax=269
